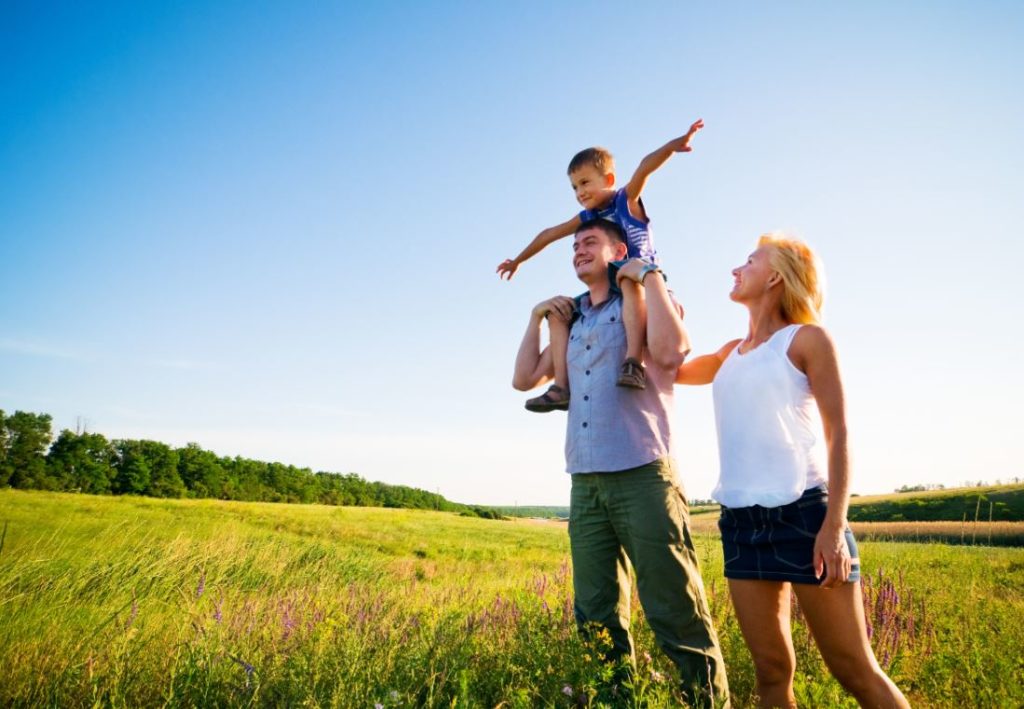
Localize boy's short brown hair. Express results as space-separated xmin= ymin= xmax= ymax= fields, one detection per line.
xmin=567 ymin=147 xmax=614 ymax=176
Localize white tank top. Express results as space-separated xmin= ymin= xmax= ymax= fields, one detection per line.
xmin=711 ymin=324 xmax=826 ymax=508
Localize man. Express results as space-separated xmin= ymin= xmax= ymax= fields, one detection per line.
xmin=512 ymin=219 xmax=729 ymax=705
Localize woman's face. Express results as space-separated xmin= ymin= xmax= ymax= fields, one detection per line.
xmin=730 ymin=245 xmax=776 ymax=302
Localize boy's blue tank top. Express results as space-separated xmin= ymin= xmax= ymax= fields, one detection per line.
xmin=578 ymin=187 xmax=656 ymax=263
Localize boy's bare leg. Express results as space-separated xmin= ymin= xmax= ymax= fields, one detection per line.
xmin=618 ymin=279 xmax=647 ymax=388
xmin=549 ymin=314 xmax=570 ymax=392
xmin=524 ymin=313 xmax=571 ymax=412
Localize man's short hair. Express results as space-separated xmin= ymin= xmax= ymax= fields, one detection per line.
xmin=568 ymin=147 xmax=614 ymax=176
xmin=576 ymin=218 xmax=626 ymax=246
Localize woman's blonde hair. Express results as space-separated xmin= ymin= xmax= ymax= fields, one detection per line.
xmin=757 ymin=233 xmax=825 ymax=324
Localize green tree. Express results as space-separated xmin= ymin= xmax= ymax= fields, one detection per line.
xmin=46 ymin=430 xmax=116 ymax=494
xmin=176 ymin=443 xmax=225 ymax=498
xmin=223 ymin=456 xmax=272 ymax=501
xmin=141 ymin=441 xmax=183 ymax=498
xmin=113 ymin=440 xmax=184 ymax=497
xmin=0 ymin=409 xmax=8 ymax=482
xmin=1 ymin=411 xmax=54 ymax=489
xmin=112 ymin=440 xmax=151 ymax=494
xmin=0 ymin=408 xmax=489 ymax=515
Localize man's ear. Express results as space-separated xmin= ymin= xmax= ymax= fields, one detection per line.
xmin=614 ymin=242 xmax=629 ymax=260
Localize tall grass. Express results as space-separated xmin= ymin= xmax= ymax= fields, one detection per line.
xmin=1 ymin=490 xmax=1022 ymax=707
xmin=850 ymin=521 xmax=1024 ymax=546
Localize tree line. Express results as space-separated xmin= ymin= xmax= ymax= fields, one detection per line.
xmin=0 ymin=409 xmax=500 ymax=518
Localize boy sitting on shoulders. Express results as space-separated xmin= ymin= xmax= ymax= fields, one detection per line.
xmin=497 ymin=119 xmax=704 ymax=412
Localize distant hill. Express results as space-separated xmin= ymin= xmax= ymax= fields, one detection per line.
xmin=681 ymin=484 xmax=1024 ymax=523
xmin=498 ymin=499 xmax=718 ymax=520
xmin=847 ymin=483 xmax=1024 ymax=522
xmin=495 ymin=506 xmax=569 ymax=519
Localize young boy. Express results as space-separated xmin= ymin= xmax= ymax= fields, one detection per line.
xmin=497 ymin=119 xmax=704 ymax=412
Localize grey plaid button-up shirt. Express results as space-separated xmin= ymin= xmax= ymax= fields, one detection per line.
xmin=565 ymin=292 xmax=677 ymax=474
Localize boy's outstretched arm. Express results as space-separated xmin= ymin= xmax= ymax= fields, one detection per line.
xmin=624 ymin=119 xmax=704 ymax=208
xmin=497 ymin=215 xmax=581 ymax=280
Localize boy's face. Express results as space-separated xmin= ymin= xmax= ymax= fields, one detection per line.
xmin=569 ymin=165 xmax=615 ymax=211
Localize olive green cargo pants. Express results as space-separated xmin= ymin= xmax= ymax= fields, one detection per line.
xmin=569 ymin=458 xmax=729 ymax=705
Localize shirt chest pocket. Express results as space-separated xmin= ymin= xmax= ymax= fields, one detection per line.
xmin=569 ymin=318 xmax=626 ymax=368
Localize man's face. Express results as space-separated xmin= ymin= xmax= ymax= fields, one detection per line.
xmin=573 ymin=226 xmax=625 ymax=282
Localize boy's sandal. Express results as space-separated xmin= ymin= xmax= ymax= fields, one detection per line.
xmin=525 ymin=384 xmax=570 ymax=413
xmin=616 ymin=358 xmax=647 ymax=390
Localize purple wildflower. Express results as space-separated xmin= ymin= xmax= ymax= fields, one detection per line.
xmin=195 ymin=572 xmax=206 ymax=599
xmin=557 ymin=558 xmax=571 ymax=584
xmin=562 ymin=684 xmax=573 ymax=697
xmin=228 ymin=653 xmax=255 ymax=678
xmin=124 ymin=598 xmax=139 ymax=630
xmin=282 ymin=606 xmax=295 ymax=641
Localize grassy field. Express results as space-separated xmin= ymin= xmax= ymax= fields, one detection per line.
xmin=1 ymin=490 xmax=1023 ymax=707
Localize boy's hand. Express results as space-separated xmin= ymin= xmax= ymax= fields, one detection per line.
xmin=625 ymin=119 xmax=705 ymax=203
xmin=670 ymin=118 xmax=704 ymax=153
xmin=532 ymin=296 xmax=575 ymax=324
xmin=497 ymin=258 xmax=520 ymax=280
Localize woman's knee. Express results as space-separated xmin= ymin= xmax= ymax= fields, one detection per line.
xmin=826 ymin=652 xmax=881 ymax=696
xmin=752 ymin=648 xmax=795 ymax=688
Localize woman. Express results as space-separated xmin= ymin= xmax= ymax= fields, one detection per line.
xmin=670 ymin=235 xmax=908 ymax=708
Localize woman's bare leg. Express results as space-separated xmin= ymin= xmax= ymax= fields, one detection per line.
xmin=728 ymin=579 xmax=798 ymax=708
xmin=793 ymin=582 xmax=910 ymax=708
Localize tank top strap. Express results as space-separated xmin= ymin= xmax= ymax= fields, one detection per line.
xmin=771 ymin=324 xmax=802 ymax=354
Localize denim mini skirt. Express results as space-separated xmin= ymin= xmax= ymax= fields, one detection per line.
xmin=718 ymin=485 xmax=861 ymax=585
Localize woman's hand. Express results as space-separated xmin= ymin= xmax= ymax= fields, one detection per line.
xmin=813 ymin=520 xmax=852 ymax=588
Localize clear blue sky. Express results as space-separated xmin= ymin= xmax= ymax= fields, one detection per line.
xmin=2 ymin=1 xmax=1022 ymax=505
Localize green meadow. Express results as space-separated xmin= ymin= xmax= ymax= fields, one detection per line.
xmin=2 ymin=489 xmax=1023 ymax=707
